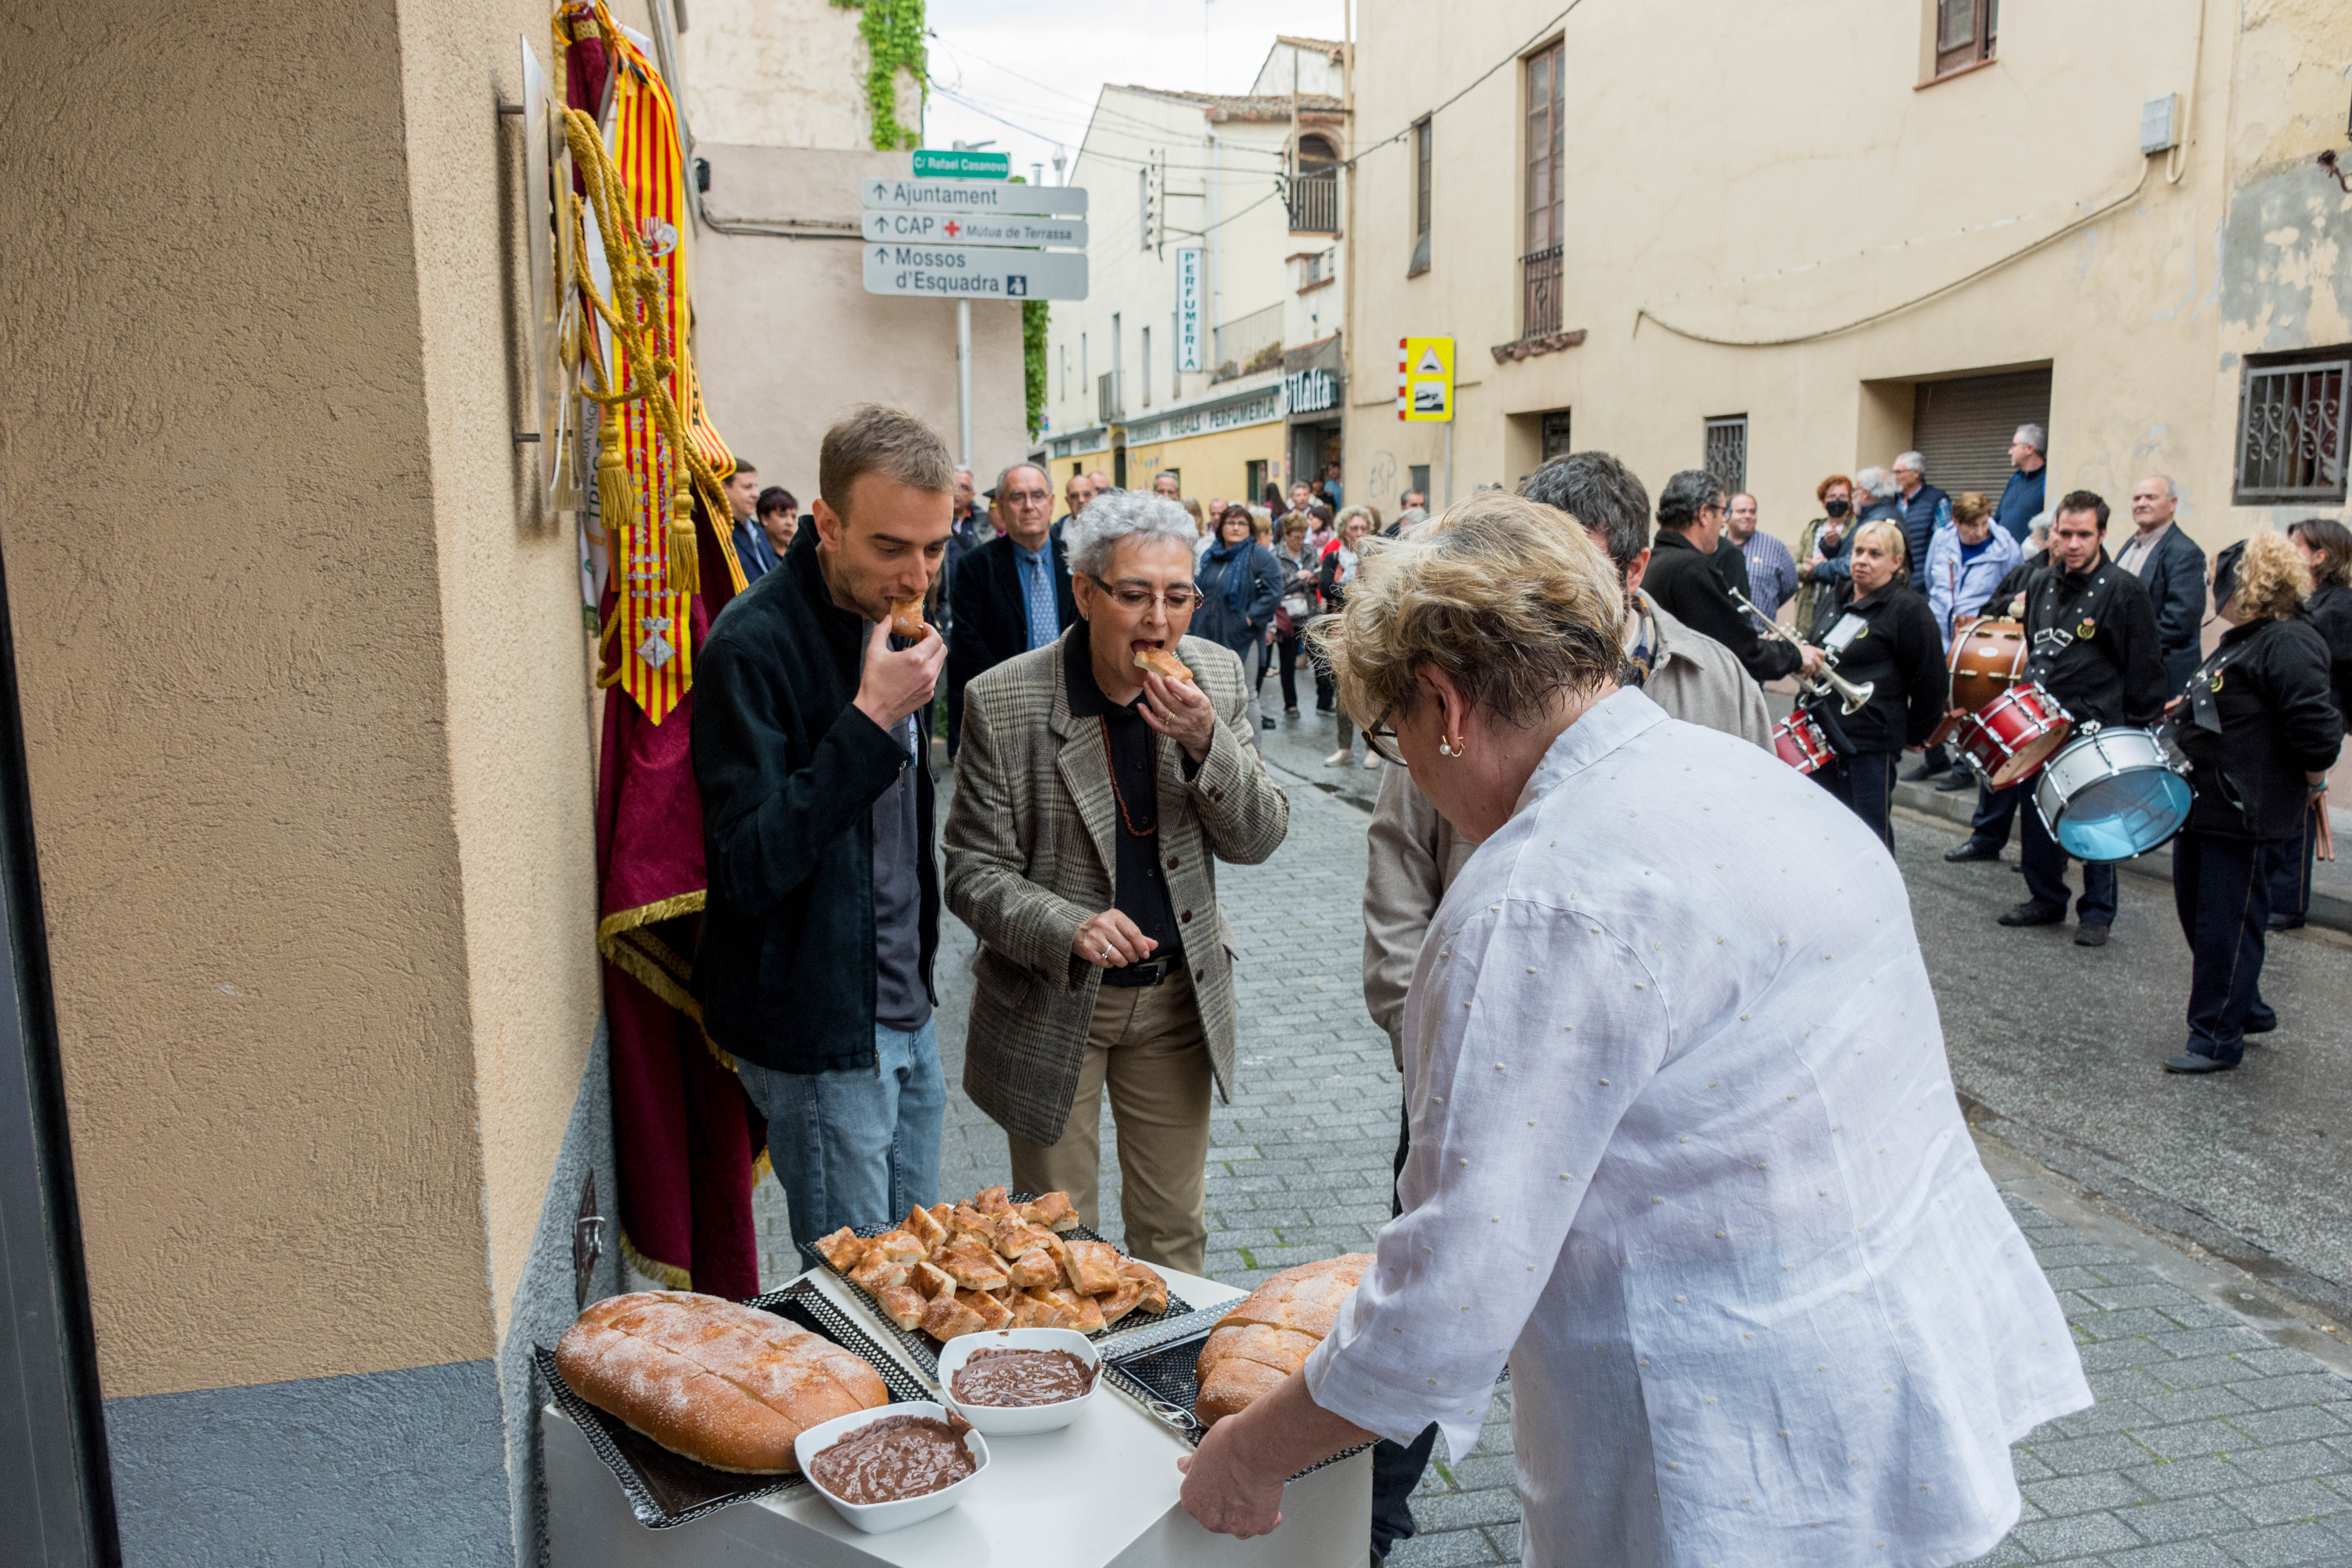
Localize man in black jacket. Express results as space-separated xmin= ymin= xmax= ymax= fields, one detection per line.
xmin=1996 ymin=490 xmax=2166 ymax=947
xmin=2114 ymin=476 xmax=2209 ymax=694
xmin=1642 ymin=469 xmax=1819 ymax=686
xmin=949 ymin=461 xmax=1078 ymax=754
xmin=693 ymin=404 xmax=954 ymax=1257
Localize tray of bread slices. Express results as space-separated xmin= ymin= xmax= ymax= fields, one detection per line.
xmin=538 ymin=1279 xmax=931 ymax=1528
xmin=810 ymin=1187 xmax=1191 ymax=1376
xmin=1098 ymin=1253 xmax=1374 ymax=1474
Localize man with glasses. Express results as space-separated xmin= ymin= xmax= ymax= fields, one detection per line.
xmin=1642 ymin=468 xmax=1819 ymax=686
xmin=948 ymin=461 xmax=1079 ymax=755
xmin=946 ymin=489 xmax=1289 ymax=1271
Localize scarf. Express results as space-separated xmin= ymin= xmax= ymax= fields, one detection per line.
xmin=1207 ymin=539 xmax=1250 ymax=615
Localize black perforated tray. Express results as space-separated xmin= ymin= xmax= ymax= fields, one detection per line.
xmin=806 ymin=1197 xmax=1196 ymax=1378
xmin=537 ymin=1279 xmax=929 ymax=1529
xmin=1100 ymin=1322 xmax=1369 ymax=1477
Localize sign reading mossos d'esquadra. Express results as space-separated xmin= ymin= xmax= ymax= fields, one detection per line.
xmin=858 ymin=178 xmax=1089 ymax=217
xmin=862 ymin=244 xmax=1090 ymax=301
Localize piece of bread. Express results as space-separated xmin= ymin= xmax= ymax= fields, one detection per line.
xmin=974 ymin=1185 xmax=1013 ymax=1214
xmin=1097 ymin=1279 xmax=1146 ymax=1326
xmin=888 ymin=599 xmax=929 ymax=642
xmin=949 ymin=1205 xmax=997 ymax=1245
xmin=1133 ymin=647 xmax=1194 ymax=682
xmin=555 ymin=1292 xmax=887 ymax=1474
xmin=871 ymin=1230 xmax=926 ymax=1267
xmin=848 ymin=1249 xmax=907 ymax=1296
xmin=1017 ymin=1192 xmax=1080 ymax=1232
xmin=959 ymin=1288 xmax=1015 ymax=1331
xmin=1005 ymin=1249 xmax=1060 ymax=1290
xmin=920 ymin=1290 xmax=988 ymax=1341
xmin=935 ymin=1241 xmax=1012 ymax=1292
xmin=1045 ymin=1287 xmax=1105 ymax=1334
xmin=910 ymin=1260 xmax=954 ymax=1300
xmin=905 ymin=1204 xmax=948 ymax=1250
xmin=1193 ymin=1254 xmax=1372 ymax=1425
xmin=990 ymin=1216 xmax=1058 ymax=1260
xmin=876 ymin=1285 xmax=927 ymax=1330
xmin=1065 ymin=1239 xmax=1124 ymax=1296
xmin=813 ymin=1228 xmax=870 ymax=1273
xmin=1118 ymin=1259 xmax=1169 ymax=1316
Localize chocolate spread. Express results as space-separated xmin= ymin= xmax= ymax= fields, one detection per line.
xmin=809 ymin=1414 xmax=975 ymax=1505
xmin=949 ymin=1347 xmax=1097 ymax=1408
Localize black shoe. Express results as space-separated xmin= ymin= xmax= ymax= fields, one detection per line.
xmin=2163 ymin=1047 xmax=2241 ymax=1074
xmin=2267 ymin=912 xmax=2307 ymax=932
xmin=2244 ymin=1009 xmax=2278 ymax=1035
xmin=1261 ymin=717 xmax=1277 ymax=730
xmin=2075 ymin=924 xmax=2110 ymax=947
xmin=1999 ymin=903 xmax=2066 ymax=927
xmin=1945 ymin=840 xmax=2002 ymax=863
xmin=1901 ymin=759 xmax=1941 ymax=782
xmin=1934 ymin=770 xmax=1975 ymax=792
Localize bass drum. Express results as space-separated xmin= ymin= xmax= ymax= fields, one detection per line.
xmin=2032 ymin=728 xmax=2192 ymax=862
xmin=1947 ymin=617 xmax=2029 ymax=713
xmin=1771 ymin=711 xmax=1834 ymax=775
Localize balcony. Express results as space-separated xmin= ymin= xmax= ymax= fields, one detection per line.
xmin=1287 ymin=171 xmax=1338 ymax=234
xmin=1097 ymin=370 xmax=1123 ymax=425
xmin=1522 ymin=246 xmax=1563 ymax=340
xmin=1210 ymin=303 xmax=1283 ymax=384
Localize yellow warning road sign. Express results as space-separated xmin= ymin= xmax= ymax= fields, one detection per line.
xmin=1397 ymin=336 xmax=1455 ymax=423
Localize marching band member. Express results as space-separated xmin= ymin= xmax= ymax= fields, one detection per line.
xmin=2265 ymin=517 xmax=2352 ymax=927
xmin=1180 ymin=492 xmax=2090 ymax=1568
xmin=2163 ymin=533 xmax=2342 ymax=1074
xmin=1797 ymin=519 xmax=1948 ymax=848
xmin=1995 ymin=490 xmax=2165 ymax=948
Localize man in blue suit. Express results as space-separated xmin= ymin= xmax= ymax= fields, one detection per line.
xmin=723 ymin=460 xmax=780 ymax=581
xmin=2114 ymin=476 xmax=2208 ymax=696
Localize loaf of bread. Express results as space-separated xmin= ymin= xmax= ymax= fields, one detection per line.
xmin=1194 ymin=1254 xmax=1372 ymax=1426
xmin=555 ymin=1292 xmax=889 ymax=1473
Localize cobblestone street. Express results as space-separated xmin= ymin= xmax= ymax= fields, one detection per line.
xmin=750 ymin=714 xmax=2352 ymax=1567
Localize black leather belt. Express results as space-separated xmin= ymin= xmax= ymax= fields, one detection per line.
xmin=1100 ymin=954 xmax=1181 ymax=989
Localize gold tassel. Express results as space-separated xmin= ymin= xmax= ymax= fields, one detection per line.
xmin=667 ymin=480 xmax=700 ymax=595
xmin=596 ymin=403 xmax=637 ymax=528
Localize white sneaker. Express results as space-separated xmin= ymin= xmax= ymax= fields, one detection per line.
xmin=1362 ymin=753 xmax=1383 ymax=769
xmin=1324 ymin=749 xmax=1353 ymax=767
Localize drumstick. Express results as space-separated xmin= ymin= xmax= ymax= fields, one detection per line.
xmin=2318 ymin=802 xmax=2336 ymax=863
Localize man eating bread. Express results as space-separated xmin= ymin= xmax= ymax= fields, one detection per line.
xmin=693 ymin=403 xmax=953 ymax=1260
xmin=945 ymin=489 xmax=1289 ymax=1273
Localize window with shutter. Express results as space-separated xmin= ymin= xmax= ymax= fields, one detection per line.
xmin=1933 ymin=0 xmax=1996 ymax=76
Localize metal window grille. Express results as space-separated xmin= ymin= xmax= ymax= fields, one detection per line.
xmin=1541 ymin=409 xmax=1573 ymax=461
xmin=1523 ymin=246 xmax=1564 ymax=339
xmin=1287 ymin=170 xmax=1339 ymax=234
xmin=1704 ymin=416 xmax=1749 ymax=499
xmin=2235 ymin=355 xmax=2350 ymax=504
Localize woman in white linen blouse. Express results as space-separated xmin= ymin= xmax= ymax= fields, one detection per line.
xmin=1178 ymin=494 xmax=2089 ymax=1567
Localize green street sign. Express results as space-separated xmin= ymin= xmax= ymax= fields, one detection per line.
xmin=913 ymin=148 xmax=1009 ymax=180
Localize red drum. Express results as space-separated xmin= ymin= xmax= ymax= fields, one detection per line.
xmin=1771 ymin=711 xmax=1834 ymax=775
xmin=1954 ymin=682 xmax=2074 ymax=788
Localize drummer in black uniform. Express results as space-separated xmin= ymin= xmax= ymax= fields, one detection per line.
xmin=2163 ymin=532 xmax=2343 ymax=1072
xmin=1996 ymin=490 xmax=2166 ymax=947
xmin=1798 ymin=519 xmax=1949 ymax=848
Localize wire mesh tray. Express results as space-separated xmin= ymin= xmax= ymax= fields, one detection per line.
xmin=536 ymin=1279 xmax=931 ymax=1530
xmin=1099 ymin=1324 xmax=1368 ymax=1477
xmin=807 ymin=1198 xmax=1196 ymax=1380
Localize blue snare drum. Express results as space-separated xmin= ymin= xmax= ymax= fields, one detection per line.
xmin=2031 ymin=728 xmax=2192 ymax=862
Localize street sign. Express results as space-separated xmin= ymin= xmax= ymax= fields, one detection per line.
xmin=862 ymin=243 xmax=1089 ymax=301
xmin=1177 ymin=247 xmax=1203 ymax=372
xmin=1398 ymin=336 xmax=1456 ymax=423
xmin=857 ymin=178 xmax=1089 ymax=217
xmin=913 ymin=147 xmax=1009 ymax=180
xmin=860 ymin=210 xmax=1088 ymax=248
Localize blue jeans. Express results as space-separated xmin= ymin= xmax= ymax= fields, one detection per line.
xmin=736 ymin=1020 xmax=945 ymax=1265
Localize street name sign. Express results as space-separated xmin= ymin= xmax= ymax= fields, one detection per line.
xmin=861 ymin=210 xmax=1089 ymax=248
xmin=913 ymin=148 xmax=1009 ymax=179
xmin=862 ymin=243 xmax=1089 ymax=301
xmin=857 ymin=178 xmax=1089 ymax=216
xmin=1397 ymin=336 xmax=1456 ymax=422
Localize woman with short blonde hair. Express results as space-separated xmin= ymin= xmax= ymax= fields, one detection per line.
xmin=1180 ymin=492 xmax=2089 ymax=1566
xmin=2165 ymin=529 xmax=2344 ymax=1073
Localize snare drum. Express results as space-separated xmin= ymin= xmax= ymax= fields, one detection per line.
xmin=1771 ymin=711 xmax=1834 ymax=775
xmin=2032 ymin=728 xmax=2192 ymax=862
xmin=1955 ymin=682 xmax=2074 ymax=788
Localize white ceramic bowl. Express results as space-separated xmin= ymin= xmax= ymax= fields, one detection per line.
xmin=934 ymin=1327 xmax=1103 ymax=1437
xmin=793 ymin=1400 xmax=990 ymax=1535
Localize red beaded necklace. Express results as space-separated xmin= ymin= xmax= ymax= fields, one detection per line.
xmin=1099 ymin=715 xmax=1158 ymax=837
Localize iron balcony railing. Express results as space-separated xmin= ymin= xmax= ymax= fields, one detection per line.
xmin=1522 ymin=245 xmax=1563 ymax=340
xmin=1287 ymin=171 xmax=1339 ymax=234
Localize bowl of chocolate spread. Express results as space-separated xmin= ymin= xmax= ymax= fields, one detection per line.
xmin=935 ymin=1327 xmax=1103 ymax=1436
xmin=793 ymin=1401 xmax=990 ymax=1534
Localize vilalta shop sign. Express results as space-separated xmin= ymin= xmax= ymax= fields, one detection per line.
xmin=1285 ymin=367 xmax=1338 ymax=415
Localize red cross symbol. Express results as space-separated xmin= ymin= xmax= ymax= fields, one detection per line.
xmin=944 ymin=220 xmax=962 ymax=238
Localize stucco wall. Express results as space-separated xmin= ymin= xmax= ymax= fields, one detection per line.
xmin=1344 ymin=0 xmax=2352 ymax=546
xmin=695 ymin=142 xmax=1030 ymax=493
xmin=684 ymin=0 xmax=886 ymax=151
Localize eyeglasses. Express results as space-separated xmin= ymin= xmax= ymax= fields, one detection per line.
xmin=1003 ymin=489 xmax=1053 ymax=505
xmin=1093 ymin=582 xmax=1200 ymax=612
xmin=1363 ymin=707 xmax=1404 ymax=766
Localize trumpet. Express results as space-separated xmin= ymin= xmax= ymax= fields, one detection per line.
xmin=1729 ymin=585 xmax=1876 ymax=716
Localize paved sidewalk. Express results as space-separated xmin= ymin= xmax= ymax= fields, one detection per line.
xmin=748 ymin=726 xmax=2352 ymax=1568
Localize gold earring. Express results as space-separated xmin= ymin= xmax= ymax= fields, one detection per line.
xmin=1439 ymin=734 xmax=1466 ymax=757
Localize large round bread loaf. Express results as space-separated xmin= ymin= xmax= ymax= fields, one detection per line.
xmin=555 ymin=1291 xmax=889 ymax=1473
xmin=1194 ymin=1254 xmax=1372 ymax=1425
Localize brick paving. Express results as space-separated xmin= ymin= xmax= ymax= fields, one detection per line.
xmin=745 ymin=715 xmax=2352 ymax=1567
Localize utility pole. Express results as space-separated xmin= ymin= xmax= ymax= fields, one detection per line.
xmin=950 ymin=140 xmax=994 ymax=470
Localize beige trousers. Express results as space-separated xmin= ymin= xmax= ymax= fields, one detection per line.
xmin=1007 ymin=965 xmax=1212 ymax=1275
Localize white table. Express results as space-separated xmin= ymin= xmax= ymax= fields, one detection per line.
xmin=544 ymin=1265 xmax=1372 ymax=1568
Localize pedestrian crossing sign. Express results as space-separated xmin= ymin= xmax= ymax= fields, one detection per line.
xmin=1398 ymin=336 xmax=1455 ymax=423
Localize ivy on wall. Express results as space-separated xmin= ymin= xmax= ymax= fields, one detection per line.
xmin=830 ymin=0 xmax=926 ymax=152
xmin=1023 ymin=301 xmax=1049 ymax=437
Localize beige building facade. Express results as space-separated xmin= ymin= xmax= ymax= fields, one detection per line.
xmin=1040 ymin=38 xmax=1352 ymax=508
xmin=1345 ymin=0 xmax=2352 ymax=553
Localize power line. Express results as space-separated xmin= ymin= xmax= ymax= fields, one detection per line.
xmin=1339 ymin=0 xmax=1591 ymax=172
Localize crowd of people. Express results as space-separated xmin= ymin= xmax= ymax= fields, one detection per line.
xmin=686 ymin=402 xmax=2347 ymax=1567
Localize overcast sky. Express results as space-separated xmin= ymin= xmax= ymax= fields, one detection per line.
xmin=921 ymin=0 xmax=1349 ymax=184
